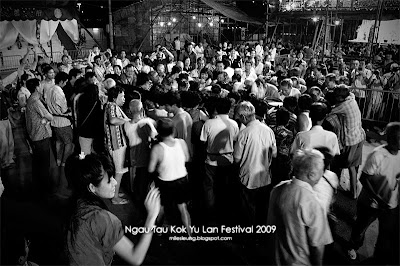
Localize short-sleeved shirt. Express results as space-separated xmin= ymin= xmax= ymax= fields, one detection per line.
xmin=291 ymin=125 xmax=340 ymax=156
xmin=330 ymin=93 xmax=365 ymax=146
xmin=104 ymin=102 xmax=126 ymax=151
xmin=358 ymin=145 xmax=400 ymax=209
xmin=26 ymin=92 xmax=52 ymax=141
xmin=267 ymin=178 xmax=333 ymax=265
xmin=234 ymin=120 xmax=276 ymax=189
xmin=273 ymin=125 xmax=294 ymax=157
xmin=200 ymin=114 xmax=239 ymax=166
xmin=172 ymin=109 xmax=193 ymax=158
xmin=45 ymin=85 xmax=71 ymax=128
xmin=67 ymin=199 xmax=124 ymax=266
xmin=124 ymin=117 xmax=157 ymax=167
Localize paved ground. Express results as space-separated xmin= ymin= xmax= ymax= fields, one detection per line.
xmin=0 ymin=142 xmax=386 ymax=265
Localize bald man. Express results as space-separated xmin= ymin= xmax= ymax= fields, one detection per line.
xmin=267 ymin=149 xmax=333 ymax=265
xmin=124 ymin=100 xmax=158 ymax=205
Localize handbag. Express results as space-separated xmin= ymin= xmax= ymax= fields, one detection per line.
xmin=359 ymin=173 xmax=393 ymax=207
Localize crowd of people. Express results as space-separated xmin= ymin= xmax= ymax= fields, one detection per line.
xmin=0 ymin=38 xmax=399 ymax=265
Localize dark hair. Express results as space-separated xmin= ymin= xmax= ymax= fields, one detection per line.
xmin=107 ymin=86 xmax=124 ymax=102
xmin=200 ymin=68 xmax=212 ymax=79
xmin=324 ymin=91 xmax=336 ymax=107
xmin=215 ymin=97 xmax=231 ymax=114
xmin=298 ymin=94 xmax=313 ymax=111
xmin=85 ymin=72 xmax=96 ymax=80
xmin=113 ymin=64 xmax=122 ymax=71
xmin=42 ymin=65 xmax=54 ymax=75
xmin=20 ymin=73 xmax=30 ymax=84
xmin=55 ymin=72 xmax=69 ymax=85
xmin=276 ymin=107 xmax=290 ymax=126
xmin=165 ymin=91 xmax=182 ymax=107
xmin=171 ymin=65 xmax=182 ymax=75
xmin=61 ymin=54 xmax=69 ymax=61
xmin=314 ymin=146 xmax=334 ymax=169
xmin=65 ymin=153 xmax=114 ymax=197
xmin=283 ymin=96 xmax=298 ymax=111
xmin=26 ymin=78 xmax=40 ymax=93
xmin=157 ymin=118 xmax=174 ymax=138
xmin=69 ymin=68 xmax=82 ymax=80
xmin=310 ymin=102 xmax=328 ymax=122
xmin=232 ymin=73 xmax=241 ymax=83
xmin=94 ymin=55 xmax=101 ymax=62
xmin=211 ymin=84 xmax=222 ymax=95
xmin=136 ymin=72 xmax=151 ymax=87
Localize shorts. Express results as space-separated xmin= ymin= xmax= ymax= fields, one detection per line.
xmin=111 ymin=145 xmax=129 ymax=174
xmin=155 ymin=176 xmax=189 ymax=205
xmin=336 ymin=141 xmax=364 ymax=168
xmin=53 ymin=126 xmax=73 ymax=144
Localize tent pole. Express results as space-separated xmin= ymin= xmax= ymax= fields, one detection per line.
xmin=108 ymin=0 xmax=114 ymax=50
xmin=50 ymin=40 xmax=53 ymax=62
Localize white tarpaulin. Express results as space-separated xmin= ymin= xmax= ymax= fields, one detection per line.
xmin=349 ymin=19 xmax=400 ymax=45
xmin=0 ymin=19 xmax=79 ymax=49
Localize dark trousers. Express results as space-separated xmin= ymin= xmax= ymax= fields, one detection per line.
xmin=239 ymin=184 xmax=272 ymax=226
xmin=350 ymin=203 xmax=399 ymax=264
xmin=203 ymin=164 xmax=235 ymax=223
xmin=130 ymin=166 xmax=150 ymax=205
xmin=31 ymin=138 xmax=52 ymax=198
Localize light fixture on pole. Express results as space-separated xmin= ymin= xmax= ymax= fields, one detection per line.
xmin=197 ymin=23 xmax=202 ymax=27
xmin=167 ymin=21 xmax=172 ymax=26
xmin=160 ymin=22 xmax=165 ymax=26
xmin=221 ymin=19 xmax=224 ymax=23
xmin=192 ymin=15 xmax=196 ymax=19
xmin=334 ymin=19 xmax=340 ymax=26
xmin=312 ymin=17 xmax=319 ymax=22
xmin=172 ymin=17 xmax=176 ymax=22
xmin=209 ymin=22 xmax=213 ymax=26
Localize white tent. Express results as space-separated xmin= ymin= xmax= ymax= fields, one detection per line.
xmin=349 ymin=19 xmax=400 ymax=45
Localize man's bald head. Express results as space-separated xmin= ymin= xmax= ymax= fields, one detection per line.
xmin=129 ymin=99 xmax=143 ymax=115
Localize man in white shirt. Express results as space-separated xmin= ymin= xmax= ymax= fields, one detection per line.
xmin=116 ymin=50 xmax=131 ymax=69
xmin=194 ymin=42 xmax=204 ymax=59
xmin=267 ymin=149 xmax=333 ymax=265
xmin=45 ymin=72 xmax=73 ymax=167
xmin=234 ymin=101 xmax=276 ymax=226
xmin=291 ymin=102 xmax=340 ymax=156
xmin=200 ymin=97 xmax=239 ymax=223
xmin=254 ymin=55 xmax=264 ymax=76
xmin=279 ymin=78 xmax=301 ymax=101
xmin=124 ymin=100 xmax=157 ymax=202
xmin=255 ymin=39 xmax=264 ymax=58
xmin=241 ymin=60 xmax=257 ymax=83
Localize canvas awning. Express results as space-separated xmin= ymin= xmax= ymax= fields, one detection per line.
xmin=200 ymin=0 xmax=263 ymax=25
xmin=349 ymin=19 xmax=400 ymax=45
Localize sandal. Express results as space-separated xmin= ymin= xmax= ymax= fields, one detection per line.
xmin=112 ymin=198 xmax=129 ymax=205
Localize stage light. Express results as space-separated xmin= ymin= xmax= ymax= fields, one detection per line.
xmin=160 ymin=22 xmax=165 ymax=26
xmin=192 ymin=16 xmax=196 ymax=19
xmin=197 ymin=23 xmax=202 ymax=27
xmin=221 ymin=19 xmax=225 ymax=23
xmin=209 ymin=22 xmax=213 ymax=26
xmin=172 ymin=17 xmax=177 ymax=22
xmin=334 ymin=19 xmax=340 ymax=26
xmin=312 ymin=17 xmax=318 ymax=22
xmin=167 ymin=22 xmax=172 ymax=26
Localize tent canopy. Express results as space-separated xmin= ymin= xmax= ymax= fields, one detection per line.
xmin=200 ymin=0 xmax=263 ymax=25
xmin=0 ymin=4 xmax=79 ymax=49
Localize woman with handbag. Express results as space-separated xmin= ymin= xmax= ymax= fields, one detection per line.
xmin=104 ymin=86 xmax=130 ymax=205
xmin=76 ymin=84 xmax=103 ymax=155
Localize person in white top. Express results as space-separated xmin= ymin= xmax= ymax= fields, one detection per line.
xmin=148 ymin=118 xmax=192 ymax=236
xmin=270 ymin=43 xmax=277 ymax=64
xmin=279 ymin=78 xmax=301 ymax=101
xmin=116 ymin=50 xmax=130 ymax=69
xmin=124 ymin=100 xmax=157 ymax=201
xmin=291 ymin=102 xmax=340 ymax=156
xmin=254 ymin=55 xmax=264 ymax=76
xmin=241 ymin=60 xmax=258 ymax=83
xmin=194 ymin=42 xmax=204 ymax=59
xmin=255 ymin=40 xmax=264 ymax=58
